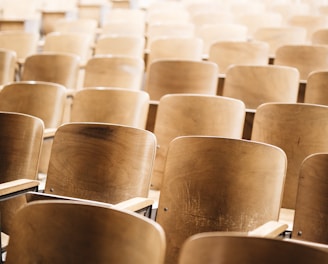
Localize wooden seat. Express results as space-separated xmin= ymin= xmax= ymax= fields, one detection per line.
xmin=292 ymin=153 xmax=328 ymax=244
xmin=83 ymin=55 xmax=145 ymax=90
xmin=5 ymin=200 xmax=166 ymax=264
xmin=42 ymin=122 xmax=156 ymax=204
xmin=253 ymin=26 xmax=307 ymax=59
xmin=304 ymin=70 xmax=328 ymax=105
xmin=223 ymin=65 xmax=300 ymax=110
xmin=151 ymin=94 xmax=246 ymax=189
xmin=311 ymin=28 xmax=328 ymax=45
xmin=94 ymin=35 xmax=145 ymax=58
xmin=145 ymin=60 xmax=218 ymax=101
xmin=0 ymin=112 xmax=43 ymax=249
xmin=156 ymin=136 xmax=287 ymax=264
xmin=146 ymin=37 xmax=203 ymax=72
xmin=178 ymin=233 xmax=328 ymax=264
xmin=251 ymin=102 xmax=328 ymax=210
xmin=21 ymin=52 xmax=81 ymax=90
xmin=0 ymin=31 xmax=39 ymax=64
xmin=208 ymin=40 xmax=270 ymax=74
xmin=0 ymin=48 xmax=16 ymax=85
xmin=42 ymin=32 xmax=94 ymax=65
xmin=70 ymin=88 xmax=149 ymax=129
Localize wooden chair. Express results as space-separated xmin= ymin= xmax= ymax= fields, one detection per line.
xmin=94 ymin=35 xmax=145 ymax=58
xmin=151 ymin=94 xmax=246 ymax=189
xmin=196 ymin=24 xmax=249 ymax=57
xmin=312 ymin=28 xmax=328 ymax=45
xmin=223 ymin=65 xmax=300 ymax=110
xmin=5 ymin=200 xmax=166 ymax=264
xmin=0 ymin=48 xmax=16 ymax=85
xmin=42 ymin=122 xmax=156 ymax=204
xmin=156 ymin=136 xmax=287 ymax=264
xmin=146 ymin=37 xmax=203 ymax=72
xmin=83 ymin=55 xmax=145 ymax=90
xmin=53 ymin=18 xmax=98 ymax=36
xmin=145 ymin=59 xmax=218 ymax=101
xmin=190 ymin=11 xmax=234 ymax=31
xmin=70 ymin=87 xmax=149 ymax=129
xmin=0 ymin=31 xmax=39 ymax=64
xmin=251 ymin=102 xmax=328 ymax=210
xmin=146 ymin=9 xmax=191 ymax=25
xmin=42 ymin=32 xmax=94 ymax=65
xmin=21 ymin=52 xmax=81 ymax=90
xmin=304 ymin=70 xmax=328 ymax=105
xmin=178 ymin=233 xmax=328 ymax=264
xmin=101 ymin=21 xmax=145 ymax=37
xmin=292 ymin=153 xmax=328 ymax=244
xmin=0 ymin=112 xmax=43 ymax=250
xmin=253 ymin=26 xmax=307 ymax=59
xmin=208 ymin=40 xmax=270 ymax=74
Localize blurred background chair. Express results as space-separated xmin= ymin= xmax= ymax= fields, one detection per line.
xmin=304 ymin=70 xmax=328 ymax=105
xmin=0 ymin=48 xmax=16 ymax=85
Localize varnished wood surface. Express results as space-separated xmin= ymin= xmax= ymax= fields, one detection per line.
xmin=5 ymin=200 xmax=166 ymax=264
xmin=178 ymin=233 xmax=328 ymax=264
xmin=145 ymin=59 xmax=218 ymax=100
xmin=45 ymin=122 xmax=156 ymax=204
xmin=223 ymin=65 xmax=300 ymax=110
xmin=251 ymin=103 xmax=328 ymax=209
xmin=83 ymin=55 xmax=145 ymax=90
xmin=293 ymin=153 xmax=328 ymax=244
xmin=70 ymin=87 xmax=150 ymax=129
xmin=21 ymin=52 xmax=81 ymax=89
xmin=304 ymin=70 xmax=328 ymax=105
xmin=0 ymin=48 xmax=16 ymax=85
xmin=151 ymin=94 xmax=246 ymax=189
xmin=156 ymin=136 xmax=287 ymax=264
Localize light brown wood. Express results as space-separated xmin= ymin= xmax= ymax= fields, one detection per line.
xmin=145 ymin=59 xmax=218 ymax=101
xmin=101 ymin=21 xmax=145 ymax=37
xmin=292 ymin=153 xmax=328 ymax=244
xmin=253 ymin=26 xmax=307 ymax=58
xmin=0 ymin=48 xmax=16 ymax=84
xmin=40 ymin=10 xmax=69 ymax=36
xmin=156 ymin=136 xmax=287 ymax=264
xmin=223 ymin=65 xmax=300 ymax=109
xmin=21 ymin=52 xmax=81 ymax=89
xmin=304 ymin=70 xmax=328 ymax=105
xmin=70 ymin=87 xmax=149 ymax=129
xmin=0 ymin=30 xmax=39 ymax=62
xmin=248 ymin=221 xmax=288 ymax=238
xmin=146 ymin=37 xmax=203 ymax=72
xmin=251 ymin=103 xmax=328 ymax=209
xmin=274 ymin=44 xmax=328 ymax=81
xmin=311 ymin=28 xmax=328 ymax=45
xmin=151 ymin=94 xmax=246 ymax=189
xmin=0 ymin=112 xmax=43 ymax=235
xmin=208 ymin=40 xmax=270 ymax=74
xmin=45 ymin=122 xmax=156 ymax=204
xmin=0 ymin=179 xmax=39 ymax=196
xmin=178 ymin=233 xmax=328 ymax=264
xmin=83 ymin=55 xmax=145 ymax=90
xmin=94 ymin=35 xmax=145 ymax=58
xmin=42 ymin=32 xmax=94 ymax=65
xmin=54 ymin=18 xmax=98 ymax=36
xmin=5 ymin=200 xmax=166 ymax=264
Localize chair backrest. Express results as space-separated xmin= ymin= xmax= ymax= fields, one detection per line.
xmin=145 ymin=59 xmax=218 ymax=101
xmin=0 ymin=30 xmax=38 ymax=62
xmin=304 ymin=70 xmax=328 ymax=105
xmin=151 ymin=94 xmax=246 ymax=189
xmin=42 ymin=32 xmax=93 ymax=64
xmin=0 ymin=48 xmax=16 ymax=84
xmin=178 ymin=233 xmax=328 ymax=264
xmin=6 ymin=200 xmax=166 ymax=264
xmin=54 ymin=18 xmax=98 ymax=36
xmin=208 ymin=40 xmax=270 ymax=74
xmin=293 ymin=153 xmax=328 ymax=244
xmin=94 ymin=35 xmax=145 ymax=58
xmin=253 ymin=26 xmax=307 ymax=57
xmin=156 ymin=136 xmax=287 ymax=264
xmin=21 ymin=52 xmax=81 ymax=89
xmin=251 ymin=102 xmax=328 ymax=209
xmin=223 ymin=65 xmax=300 ymax=109
xmin=312 ymin=28 xmax=328 ymax=45
xmin=70 ymin=87 xmax=149 ymax=129
xmin=274 ymin=44 xmax=328 ymax=81
xmin=0 ymin=81 xmax=66 ymax=128
xmin=83 ymin=55 xmax=145 ymax=90
xmin=147 ymin=37 xmax=203 ymax=72
xmin=45 ymin=122 xmax=156 ymax=204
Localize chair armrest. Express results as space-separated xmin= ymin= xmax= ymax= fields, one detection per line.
xmin=112 ymin=197 xmax=154 ymax=211
xmin=0 ymin=179 xmax=40 ymax=200
xmin=43 ymin=128 xmax=57 ymax=140
xmin=248 ymin=221 xmax=288 ymax=238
